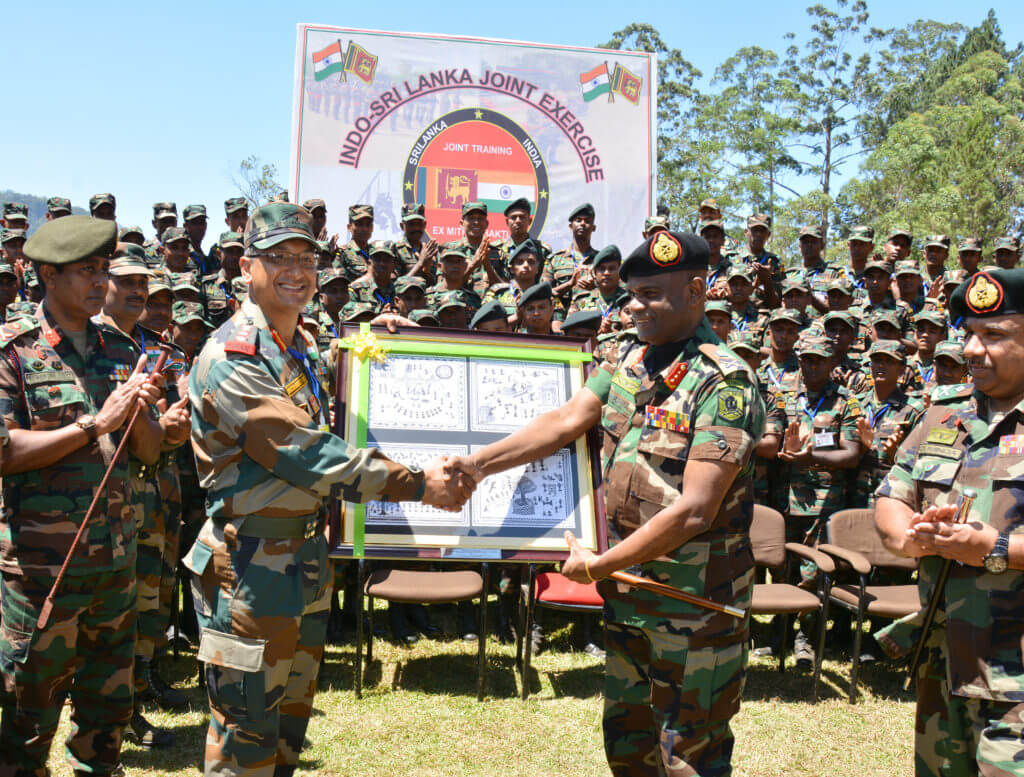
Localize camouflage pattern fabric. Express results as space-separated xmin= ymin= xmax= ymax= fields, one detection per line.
xmin=389 ymin=237 xmax=417 ymax=277
xmin=786 ymin=260 xmax=842 ymax=308
xmin=202 ymin=272 xmax=240 ymax=329
xmin=706 ymin=257 xmax=734 ymax=288
xmin=348 ymin=276 xmax=395 ymax=311
xmin=850 ymin=387 xmax=924 ymax=508
xmin=833 ymin=353 xmax=871 ymax=393
xmin=729 ymin=302 xmax=769 ymax=345
xmin=875 ymin=383 xmax=1024 ymax=773
xmin=334 ymin=240 xmax=372 ymax=282
xmin=443 ymin=237 xmax=509 ymax=296
xmin=566 ymin=287 xmax=630 ymax=324
xmin=856 ymin=295 xmax=913 ymax=341
xmin=754 ymin=383 xmax=788 ymax=512
xmin=425 ymin=283 xmax=482 ymax=318
xmin=484 ymin=283 xmax=566 ymax=322
xmin=730 ymin=248 xmax=783 ymax=308
xmin=904 ymin=354 xmax=936 ymax=397
xmin=184 ymin=296 xmax=426 ymax=775
xmin=756 ymin=353 xmax=801 ymax=398
xmin=542 ymin=246 xmax=597 ymax=305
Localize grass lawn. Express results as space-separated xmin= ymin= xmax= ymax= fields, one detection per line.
xmin=45 ymin=609 xmax=915 ymax=776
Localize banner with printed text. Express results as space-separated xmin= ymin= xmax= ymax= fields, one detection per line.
xmin=291 ymin=26 xmax=657 ymax=247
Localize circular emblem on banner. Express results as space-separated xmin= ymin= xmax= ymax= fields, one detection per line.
xmin=966 ymin=272 xmax=1003 ymax=314
xmin=403 ymin=108 xmax=550 ymax=242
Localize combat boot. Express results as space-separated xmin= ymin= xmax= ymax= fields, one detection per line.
xmin=126 ymin=705 xmax=176 ymax=749
xmin=147 ymin=655 xmax=188 ymax=709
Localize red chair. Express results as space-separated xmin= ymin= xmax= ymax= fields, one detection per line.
xmin=516 ymin=565 xmax=604 ymax=700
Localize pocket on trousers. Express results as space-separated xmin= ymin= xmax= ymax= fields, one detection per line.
xmin=199 ymin=627 xmax=268 ymax=722
xmin=197 ymin=626 xmax=265 ymax=672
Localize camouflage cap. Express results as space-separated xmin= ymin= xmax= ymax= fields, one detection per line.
xmin=925 ymin=234 xmax=951 ymax=249
xmin=590 ymin=244 xmax=621 ymax=267
xmin=218 ymin=231 xmax=244 ymax=249
xmin=439 ymin=246 xmax=469 ymax=262
xmin=888 ymin=228 xmax=913 ymax=242
xmin=848 ymin=225 xmax=874 ymax=243
xmin=727 ymin=265 xmax=754 ymax=283
xmin=23 ymin=216 xmax=117 ymax=265
xmin=768 ymin=308 xmax=803 ymax=326
xmin=934 ymin=340 xmax=965 ymax=364
xmin=172 ymin=301 xmax=213 ymax=328
xmin=568 ymin=203 xmax=595 ymax=222
xmin=823 ymin=310 xmax=857 ymax=330
xmin=0 ymin=262 xmax=16 ymax=278
xmin=436 ymin=290 xmax=470 ymax=312
xmin=469 ymin=300 xmax=509 ymax=329
xmin=89 ymin=193 xmax=116 ymax=212
xmin=798 ymin=225 xmax=824 ymax=239
xmin=644 ymin=215 xmax=670 ymax=234
xmin=705 ymin=300 xmax=731 ymax=315
xmin=867 ymin=339 xmax=906 ymax=363
xmin=224 ymin=197 xmax=248 ymax=215
xmin=161 ymin=226 xmax=189 ymax=245
xmin=348 ymin=203 xmax=374 ymax=222
xmin=118 ymin=225 xmax=145 ymax=241
xmin=728 ymin=330 xmax=761 ymax=353
xmin=865 ymin=259 xmax=893 ymax=275
xmin=245 ymin=202 xmax=317 ymax=250
xmin=698 ymin=219 xmax=726 ymax=236
xmin=3 ymin=202 xmax=28 ymax=221
xmin=503 ymin=197 xmax=532 ymax=217
xmin=148 ymin=277 xmax=172 ymax=296
xmin=797 ymin=334 xmax=833 ymax=358
xmin=369 ymin=240 xmax=395 ymax=258
xmin=826 ymin=276 xmax=855 ymax=296
xmin=409 ymin=308 xmax=439 ymax=325
xmin=747 ymin=213 xmax=772 ymax=230
xmin=318 ymin=267 xmax=348 ymax=289
xmin=781 ymin=278 xmax=809 ymax=295
xmin=994 ymin=236 xmax=1021 ymax=253
xmin=561 ymin=309 xmax=604 ymax=332
xmin=171 ymin=277 xmax=201 ymax=294
xmin=46 ymin=196 xmax=72 ymax=215
xmin=394 ymin=274 xmax=427 ymax=294
xmin=914 ymin=309 xmax=947 ymax=328
xmin=401 ymin=202 xmax=426 ymax=222
xmin=958 ymin=237 xmax=983 ymax=252
xmin=1 ymin=228 xmax=26 ymax=245
xmin=942 ymin=269 xmax=968 ymax=288
xmin=699 ymin=198 xmax=721 ymax=212
xmin=872 ymin=309 xmax=901 ymax=329
xmin=108 ymin=253 xmax=155 ymax=278
xmin=342 ymin=301 xmax=378 ymax=322
xmin=302 ymin=198 xmax=326 ymax=213
xmin=894 ymin=260 xmax=922 ymax=277
xmin=116 ymin=244 xmax=149 ymax=262
xmin=153 ymin=201 xmax=177 ymax=219
xmin=461 ymin=201 xmax=487 ymax=217
xmin=183 ymin=204 xmax=207 ymax=221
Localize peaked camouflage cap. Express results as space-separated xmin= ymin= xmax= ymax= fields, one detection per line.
xmin=153 ymin=201 xmax=177 ymax=218
xmin=798 ymin=225 xmax=824 ymax=239
xmin=401 ymin=202 xmax=426 ymax=222
xmin=848 ymin=225 xmax=874 ymax=243
xmin=994 ymin=236 xmax=1020 ymax=253
xmin=959 ymin=237 xmax=983 ymax=252
xmin=768 ymin=308 xmax=803 ymax=326
xmin=46 ymin=196 xmax=71 ymax=215
xmin=826 ymin=276 xmax=855 ymax=296
xmin=0 ymin=263 xmax=16 ymax=278
xmin=89 ymin=193 xmax=116 ymax=211
xmin=888 ymin=227 xmax=913 ymax=242
xmin=868 ymin=339 xmax=906 ymax=363
xmin=218 ymin=231 xmax=244 ymax=249
xmin=172 ymin=300 xmax=212 ymax=328
xmin=394 ymin=275 xmax=427 ymax=293
xmin=369 ymin=240 xmax=395 ymax=258
xmin=728 ymin=330 xmax=761 ymax=353
xmin=925 ymin=234 xmax=951 ymax=249
xmin=409 ymin=308 xmax=439 ymax=324
xmin=161 ymin=226 xmax=188 ymax=244
xmin=699 ymin=198 xmax=721 ymax=212
xmin=934 ymin=340 xmax=965 ymax=364
xmin=224 ymin=197 xmax=248 ymax=215
xmin=318 ymin=267 xmax=348 ymax=288
xmin=914 ymin=308 xmax=947 ymax=328
xmin=797 ymin=334 xmax=833 ymax=357
xmin=118 ymin=225 xmax=144 ymax=241
xmin=1 ymin=228 xmax=26 ymax=244
xmin=3 ymin=202 xmax=28 ymax=220
xmin=183 ymin=204 xmax=207 ymax=221
xmin=109 ymin=252 xmax=155 ymax=278
xmin=348 ymin=204 xmax=374 ymax=222
xmin=705 ymin=300 xmax=732 ymax=315
xmin=823 ymin=310 xmax=857 ymax=330
xmin=747 ymin=213 xmax=772 ymax=229
xmin=302 ymin=198 xmax=326 ymax=212
xmin=894 ymin=260 xmax=922 ymax=277
xmin=341 ymin=300 xmax=377 ymax=321
xmin=244 ymin=203 xmax=317 ymax=251
xmin=644 ymin=215 xmax=670 ymax=233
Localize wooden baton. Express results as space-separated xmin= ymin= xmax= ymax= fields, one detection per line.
xmin=37 ymin=344 xmax=173 ymax=631
xmin=610 ymin=570 xmax=747 ymax=619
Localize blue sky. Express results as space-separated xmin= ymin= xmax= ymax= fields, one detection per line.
xmin=3 ymin=0 xmax=1021 ymax=241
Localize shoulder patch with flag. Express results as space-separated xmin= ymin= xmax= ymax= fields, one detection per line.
xmin=579 ymin=64 xmax=611 ymax=102
xmin=313 ymin=41 xmax=345 ymax=82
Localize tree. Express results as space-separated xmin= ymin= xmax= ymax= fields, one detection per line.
xmin=233 ymin=156 xmax=285 ymax=209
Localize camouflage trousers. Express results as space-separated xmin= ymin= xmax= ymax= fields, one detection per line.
xmin=0 ymin=566 xmax=136 ymax=777
xmin=132 ymin=458 xmax=182 ymax=667
xmin=915 ymin=632 xmax=1024 ymax=777
xmin=603 ymin=622 xmax=746 ymax=777
xmin=188 ymin=529 xmax=332 ymax=777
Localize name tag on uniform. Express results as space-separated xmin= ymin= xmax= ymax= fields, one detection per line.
xmin=285 ymin=374 xmax=307 ymax=397
xmin=612 ymin=372 xmax=641 ymax=395
xmin=927 ymin=428 xmax=958 ymax=445
xmin=644 ymin=406 xmax=690 ymax=433
xmin=917 ymin=443 xmax=963 ymax=460
xmin=999 ymin=435 xmax=1024 ymax=455
xmin=814 ymin=431 xmax=836 ymax=448
xmin=23 ymin=367 xmax=75 ymax=385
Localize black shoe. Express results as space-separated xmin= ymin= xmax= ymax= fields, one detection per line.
xmin=388 ymin=605 xmax=419 ymax=645
xmin=126 ymin=708 xmax=176 ymax=749
xmin=583 ymin=642 xmax=606 ymax=660
xmin=793 ymin=631 xmax=815 ymax=668
xmin=142 ymin=657 xmax=188 ymax=710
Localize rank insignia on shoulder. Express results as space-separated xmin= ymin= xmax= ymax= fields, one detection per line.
xmin=645 ymin=405 xmax=690 ymax=433
xmin=664 ymin=362 xmax=689 ymax=392
xmin=718 ymin=386 xmax=744 ymax=421
xmin=926 ymin=427 xmax=958 ymax=445
xmin=999 ymin=435 xmax=1024 ymax=455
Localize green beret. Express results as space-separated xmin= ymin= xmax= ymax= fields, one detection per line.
xmin=342 ymin=301 xmax=377 ymax=322
xmin=949 ymin=269 xmax=1024 ymax=321
xmin=409 ymin=308 xmax=439 ymax=325
xmin=401 ymin=202 xmax=425 ymax=222
xmin=867 ymin=340 xmax=906 ymax=363
xmin=925 ymin=234 xmax=951 ymax=249
xmin=318 ymin=268 xmax=348 ymax=289
xmin=503 ymin=197 xmax=532 ymax=217
xmin=90 ymin=193 xmax=116 ymax=212
xmin=369 ymin=240 xmax=395 ymax=258
xmin=934 ymin=341 xmax=965 ymax=364
xmin=768 ymin=308 xmax=802 ymax=326
xmin=161 ymin=226 xmax=188 ymax=244
xmin=470 ymin=300 xmax=508 ymax=329
xmin=620 ymin=231 xmax=709 ymax=281
xmin=118 ymin=225 xmax=145 ymax=241
xmin=461 ymin=201 xmax=487 ymax=217
xmin=644 ymin=215 xmax=670 ymax=234
xmin=591 ymin=244 xmax=621 ymax=268
xmin=508 ymin=239 xmax=540 ymax=264
xmin=183 ymin=204 xmax=207 ymax=221
xmin=24 ymin=215 xmax=117 ymax=265
xmin=172 ymin=301 xmax=212 ymax=328
xmin=568 ymin=203 xmax=595 ymax=222
xmin=848 ymin=225 xmax=874 ymax=243
xmin=302 ymin=198 xmax=326 ymax=213
xmin=798 ymin=225 xmax=824 ymax=239
xmin=517 ymin=282 xmax=553 ymax=307
xmin=728 ymin=330 xmax=761 ymax=353
xmin=348 ymin=204 xmax=374 ymax=222
xmin=914 ymin=309 xmax=947 ymax=328
xmin=46 ymin=197 xmax=72 ymax=215
xmin=224 ymin=197 xmax=248 ymax=215
xmin=153 ymin=201 xmax=177 ymax=218
xmin=797 ymin=334 xmax=833 ymax=358
xmin=562 ymin=309 xmax=604 ymax=332
xmin=394 ymin=275 xmax=427 ymax=294
xmin=823 ymin=311 xmax=857 ymax=331
xmin=246 ymin=203 xmax=317 ymax=250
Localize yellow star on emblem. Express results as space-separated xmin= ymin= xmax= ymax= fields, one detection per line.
xmin=404 ymin=182 xmax=413 ymax=191
xmin=539 ymin=190 xmax=548 ymax=199
xmin=474 ymin=109 xmax=484 ymax=119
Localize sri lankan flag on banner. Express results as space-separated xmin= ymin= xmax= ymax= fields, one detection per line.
xmin=344 ymin=42 xmax=379 ymax=84
xmin=610 ymin=63 xmax=643 ymax=105
xmin=416 ymin=167 xmax=535 ymax=213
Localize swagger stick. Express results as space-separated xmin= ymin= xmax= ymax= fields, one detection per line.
xmin=37 ymin=344 xmax=173 ymax=630
xmin=903 ymin=487 xmax=978 ymax=691
xmin=610 ymin=570 xmax=746 ymax=619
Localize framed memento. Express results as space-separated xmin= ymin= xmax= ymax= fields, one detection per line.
xmin=330 ymin=324 xmax=607 ymax=562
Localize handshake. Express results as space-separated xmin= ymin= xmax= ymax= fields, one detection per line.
xmin=420 ymin=455 xmax=485 ymax=511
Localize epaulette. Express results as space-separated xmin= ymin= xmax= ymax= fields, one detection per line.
xmin=698 ymin=342 xmax=748 ymax=378
xmin=224 ymin=320 xmax=258 ymax=356
xmin=0 ymin=316 xmax=39 ymax=348
xmin=930 ymin=382 xmax=974 ymax=405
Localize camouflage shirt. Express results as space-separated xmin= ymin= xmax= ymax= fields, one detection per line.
xmin=757 ymin=353 xmax=801 ymax=398
xmin=730 ymin=302 xmax=769 ymax=345
xmin=851 ymin=387 xmax=924 ymax=507
xmin=444 ymin=237 xmax=508 ymax=296
xmin=0 ymin=305 xmax=141 ymax=576
xmin=876 ymin=383 xmax=1024 ymax=702
xmin=335 ymin=240 xmax=372 ymax=282
xmin=543 ymin=245 xmax=598 ymax=303
xmin=566 ymin=287 xmax=630 ymax=325
xmin=585 ymin=319 xmax=765 ymax=639
xmin=425 ymin=282 xmax=482 ymax=317
xmin=731 ymin=248 xmax=783 ymax=307
xmin=349 ymin=276 xmax=396 ymax=311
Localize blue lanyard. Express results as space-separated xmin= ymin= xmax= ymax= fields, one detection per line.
xmin=374 ymin=289 xmax=392 ymax=307
xmin=736 ymin=308 xmax=753 ymax=331
xmin=867 ymin=401 xmax=892 ymax=429
xmin=766 ymin=365 xmax=788 ymax=389
xmin=915 ymin=361 xmax=934 ymax=384
xmin=272 ymin=329 xmax=326 ymax=426
xmin=800 ymin=394 xmax=827 ymax=421
xmin=192 ymin=250 xmax=206 ymax=276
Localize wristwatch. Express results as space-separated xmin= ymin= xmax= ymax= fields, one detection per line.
xmin=75 ymin=415 xmax=98 ymax=444
xmin=984 ymin=531 xmax=1010 ymax=574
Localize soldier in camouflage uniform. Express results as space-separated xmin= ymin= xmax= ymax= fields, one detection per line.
xmin=144 ymin=202 xmax=178 ymax=261
xmin=348 ymin=240 xmax=397 ymax=312
xmin=393 ymin=203 xmax=439 ymax=280
xmin=841 ymin=225 xmax=874 ymax=296
xmin=732 ymin=214 xmax=782 ymax=309
xmin=788 ymin=225 xmax=838 ymax=316
xmin=471 ymin=230 xmax=765 ymax=777
xmin=858 ymin=259 xmax=914 ymax=349
xmin=907 ymin=309 xmax=948 ymax=396
xmin=757 ymin=309 xmax=802 ymax=398
xmin=225 ymin=197 xmax=248 ymax=234
xmin=824 ymin=311 xmax=870 ymax=393
xmin=1 ymin=228 xmax=26 ymax=276
xmin=543 ymin=203 xmax=599 ymax=308
xmin=0 ymin=216 xmax=164 ymax=777
xmin=499 ymin=197 xmax=552 ymax=269
xmin=183 ymin=203 xmax=478 ymax=777
xmin=706 ymin=300 xmax=734 ymax=342
xmin=993 ymin=236 xmax=1020 ymax=270
xmin=2 ymin=202 xmax=29 ymax=231
xmin=932 ymin=340 xmax=968 ymax=388
xmin=701 ymin=220 xmax=733 ymax=291
xmin=895 ymin=260 xmax=927 ymax=315
xmin=334 ymin=204 xmax=374 ymax=281
xmin=118 ymin=225 xmax=145 ymax=246
xmin=957 ymin=237 xmax=983 ymax=275
xmin=726 ymin=267 xmax=768 ymax=345
xmin=923 ymin=234 xmax=952 ymax=295
xmin=202 ymin=232 xmax=245 ymax=329
xmin=45 ymin=196 xmax=72 ymax=221
xmin=426 ymin=247 xmax=482 ymax=317
xmin=184 ymin=204 xmax=219 ymax=277
xmin=88 ymin=192 xmax=116 ymax=221
xmin=0 ymin=263 xmax=19 ymax=323
xmin=482 ymin=239 xmax=544 ymax=320
xmin=875 ymin=268 xmax=1024 ymax=777
xmin=318 ymin=267 xmax=350 ymax=328
xmin=565 ymin=245 xmax=629 ymax=334
xmin=443 ymin=201 xmax=507 ymax=296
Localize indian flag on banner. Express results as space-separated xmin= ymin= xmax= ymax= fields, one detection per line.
xmin=579 ymin=64 xmax=611 ymax=102
xmin=478 ymin=181 xmax=535 ymax=213
xmin=313 ymin=41 xmax=345 ymax=82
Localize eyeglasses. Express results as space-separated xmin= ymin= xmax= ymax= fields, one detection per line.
xmin=253 ymin=251 xmax=318 ymax=270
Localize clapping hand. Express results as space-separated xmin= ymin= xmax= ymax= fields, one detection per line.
xmin=421 ymin=455 xmax=484 ymax=511
xmin=856 ymin=416 xmax=874 ymax=451
xmin=777 ymin=421 xmax=812 ymax=463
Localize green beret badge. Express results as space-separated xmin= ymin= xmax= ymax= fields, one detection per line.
xmin=650 ymin=231 xmax=681 ymax=267
xmin=966 ymin=272 xmax=1003 ymax=314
